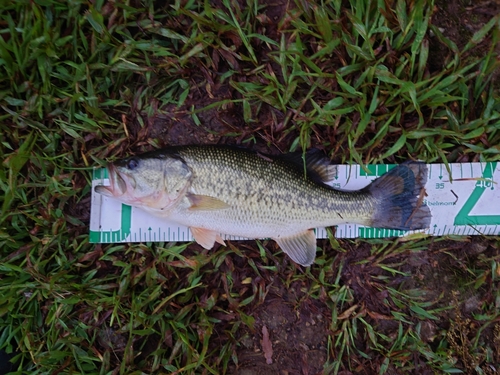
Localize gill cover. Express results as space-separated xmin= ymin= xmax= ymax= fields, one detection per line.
xmin=95 ymin=152 xmax=193 ymax=213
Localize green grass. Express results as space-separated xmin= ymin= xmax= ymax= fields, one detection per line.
xmin=1 ymin=0 xmax=500 ymax=374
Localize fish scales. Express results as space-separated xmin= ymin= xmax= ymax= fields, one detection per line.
xmin=95 ymin=145 xmax=431 ymax=266
xmin=173 ymin=146 xmax=375 ymax=236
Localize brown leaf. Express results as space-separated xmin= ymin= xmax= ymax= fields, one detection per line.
xmin=77 ymin=246 xmax=103 ymax=263
xmin=261 ymin=325 xmax=273 ymax=364
xmin=366 ymin=310 xmax=393 ymax=320
xmin=337 ymin=304 xmax=358 ymax=320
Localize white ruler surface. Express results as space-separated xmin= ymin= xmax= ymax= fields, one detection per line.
xmin=89 ymin=162 xmax=500 ymax=243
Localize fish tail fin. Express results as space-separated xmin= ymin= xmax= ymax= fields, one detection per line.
xmin=368 ymin=162 xmax=431 ymax=230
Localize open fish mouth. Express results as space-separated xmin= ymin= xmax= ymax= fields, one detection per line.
xmin=94 ymin=164 xmax=127 ymax=197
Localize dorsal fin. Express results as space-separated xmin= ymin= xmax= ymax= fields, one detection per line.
xmin=278 ymin=149 xmax=337 ymax=184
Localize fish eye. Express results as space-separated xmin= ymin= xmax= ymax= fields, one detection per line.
xmin=127 ymin=158 xmax=140 ymax=170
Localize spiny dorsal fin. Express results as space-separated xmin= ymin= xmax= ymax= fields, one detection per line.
xmin=279 ymin=149 xmax=337 ymax=184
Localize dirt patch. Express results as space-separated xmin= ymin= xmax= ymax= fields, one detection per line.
xmin=130 ymin=81 xmax=241 ymax=147
xmin=430 ymin=0 xmax=500 ymax=83
xmin=432 ymin=0 xmax=500 ymax=50
xmin=230 ymin=278 xmax=330 ymax=375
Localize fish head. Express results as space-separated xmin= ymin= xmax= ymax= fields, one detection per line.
xmin=95 ymin=154 xmax=192 ymax=212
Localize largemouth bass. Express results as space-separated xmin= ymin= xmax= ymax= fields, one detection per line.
xmin=95 ymin=146 xmax=431 ymax=266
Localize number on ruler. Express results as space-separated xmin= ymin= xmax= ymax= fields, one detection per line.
xmin=454 ymin=162 xmax=499 ymax=226
xmin=475 ymin=179 xmax=493 ymax=189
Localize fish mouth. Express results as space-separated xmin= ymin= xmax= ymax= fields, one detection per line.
xmin=94 ymin=164 xmax=127 ymax=197
xmin=94 ymin=184 xmax=114 ymax=197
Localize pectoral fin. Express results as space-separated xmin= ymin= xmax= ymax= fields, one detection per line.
xmin=274 ymin=230 xmax=317 ymax=266
xmin=190 ymin=227 xmax=226 ymax=249
xmin=187 ymin=194 xmax=230 ymax=211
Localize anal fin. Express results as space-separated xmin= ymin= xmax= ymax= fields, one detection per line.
xmin=190 ymin=227 xmax=226 ymax=249
xmin=274 ymin=230 xmax=317 ymax=266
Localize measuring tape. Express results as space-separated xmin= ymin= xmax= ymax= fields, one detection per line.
xmin=89 ymin=162 xmax=499 ymax=243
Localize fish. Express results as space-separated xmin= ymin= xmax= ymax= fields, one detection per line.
xmin=95 ymin=145 xmax=431 ymax=266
